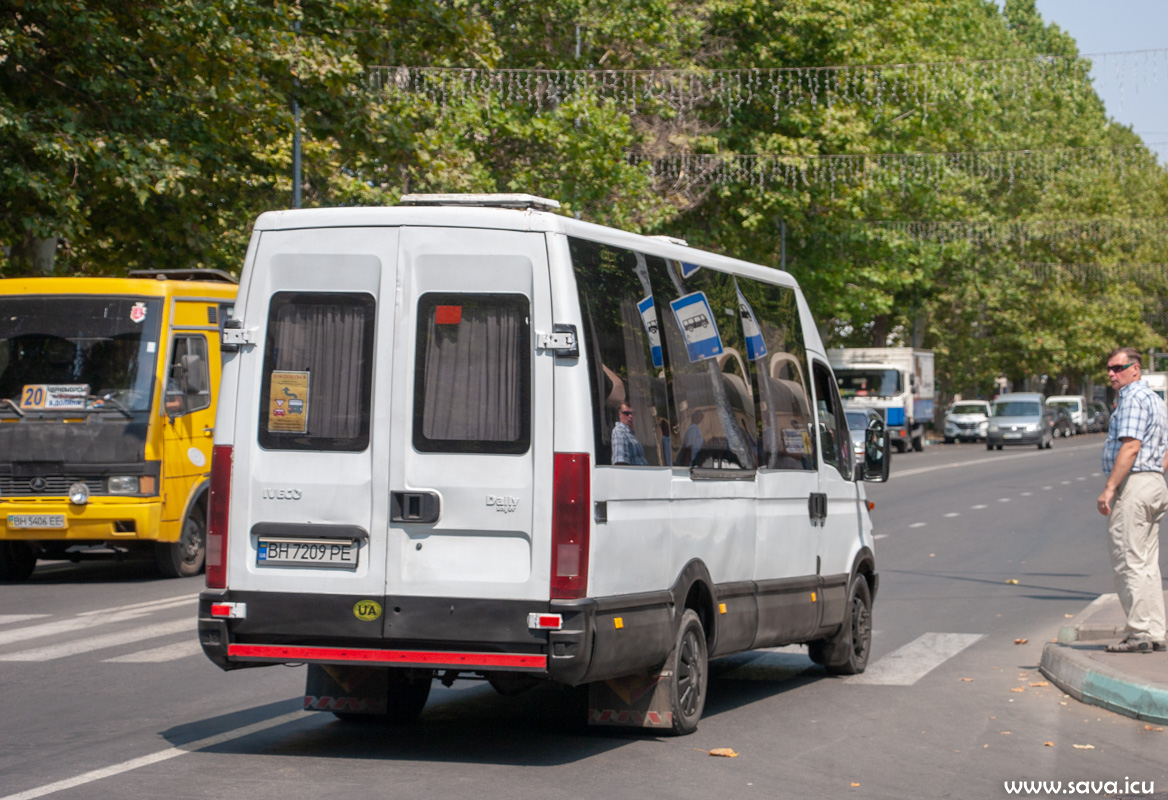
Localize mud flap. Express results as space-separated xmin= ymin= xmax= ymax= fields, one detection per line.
xmin=587 ymin=668 xmax=674 ymax=729
xmin=304 ymin=664 xmax=388 ymax=715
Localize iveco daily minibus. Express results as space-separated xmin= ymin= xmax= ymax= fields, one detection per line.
xmin=198 ymin=195 xmax=887 ymax=734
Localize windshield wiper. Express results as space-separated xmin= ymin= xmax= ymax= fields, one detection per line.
xmin=87 ymin=394 xmax=133 ymax=419
xmin=1 ymin=398 xmax=25 ymax=418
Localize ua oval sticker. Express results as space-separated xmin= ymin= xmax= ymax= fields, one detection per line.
xmin=353 ymin=600 xmax=382 ymax=621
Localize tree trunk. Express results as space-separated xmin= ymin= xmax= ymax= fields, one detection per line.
xmin=9 ymin=235 xmax=58 ymax=275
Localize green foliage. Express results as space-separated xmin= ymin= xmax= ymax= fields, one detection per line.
xmin=2 ymin=0 xmax=1166 ymax=397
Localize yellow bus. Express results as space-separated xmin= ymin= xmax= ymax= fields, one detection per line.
xmin=0 ymin=270 xmax=237 ymax=580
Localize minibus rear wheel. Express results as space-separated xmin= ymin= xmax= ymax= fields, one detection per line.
xmin=667 ymin=609 xmax=708 ymax=735
xmin=155 ymin=504 xmax=206 ymax=578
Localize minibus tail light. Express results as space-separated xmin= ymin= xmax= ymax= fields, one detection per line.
xmin=551 ymin=452 xmax=590 ymax=600
xmin=207 ymin=445 xmax=232 ymax=589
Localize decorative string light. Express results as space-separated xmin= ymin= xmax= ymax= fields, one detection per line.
xmin=368 ymin=49 xmax=1168 ymax=123
xmin=630 ymin=144 xmax=1165 ymax=192
xmin=855 ymin=218 xmax=1168 ymax=247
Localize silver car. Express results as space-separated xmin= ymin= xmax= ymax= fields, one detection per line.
xmin=986 ymin=392 xmax=1053 ymax=450
xmin=943 ymin=400 xmax=990 ymax=443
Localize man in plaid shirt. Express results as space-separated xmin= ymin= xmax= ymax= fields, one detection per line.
xmin=611 ymin=403 xmax=648 ymax=466
xmin=1097 ymin=347 xmax=1168 ymax=653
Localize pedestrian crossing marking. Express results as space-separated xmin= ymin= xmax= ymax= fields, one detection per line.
xmin=0 ymin=614 xmax=50 ymax=626
xmin=0 ymin=619 xmax=193 ymax=662
xmin=103 ymin=639 xmax=203 ymax=663
xmin=845 ymin=632 xmax=985 ymax=685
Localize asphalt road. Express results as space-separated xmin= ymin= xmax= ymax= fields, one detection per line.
xmin=2 ymin=433 xmax=1166 ymax=800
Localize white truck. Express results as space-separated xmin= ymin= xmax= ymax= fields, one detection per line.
xmin=828 ymin=347 xmax=935 ymax=453
xmin=1143 ymin=371 xmax=1168 ymax=405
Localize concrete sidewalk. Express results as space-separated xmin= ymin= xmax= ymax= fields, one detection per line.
xmin=1040 ymin=591 xmax=1168 ymax=724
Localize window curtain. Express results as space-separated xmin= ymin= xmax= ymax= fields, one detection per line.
xmin=274 ymin=303 xmax=366 ymax=439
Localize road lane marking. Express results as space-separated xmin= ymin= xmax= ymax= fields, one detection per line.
xmin=0 ymin=619 xmax=192 ymax=661
xmin=873 ymin=533 xmax=888 ymax=540
xmin=971 ymin=504 xmax=986 ymax=509
xmin=998 ymin=498 xmax=1010 ymax=502
xmin=893 ymin=442 xmax=1100 ymax=479
xmin=845 ymin=632 xmax=985 ymax=686
xmin=0 ymin=708 xmax=306 ymax=800
xmin=78 ymin=594 xmax=198 ymax=616
xmin=103 ymin=640 xmax=203 ymax=663
xmin=0 ymin=615 xmax=50 ymax=626
xmin=909 ymin=522 xmax=926 ymax=528
xmin=944 ymin=512 xmax=960 ymax=518
xmin=1020 ymin=492 xmax=1032 ymax=496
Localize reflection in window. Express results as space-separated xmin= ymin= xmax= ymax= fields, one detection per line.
xmin=735 ymin=278 xmax=817 ymax=471
xmin=166 ymin=335 xmax=210 ymax=415
xmin=813 ymin=361 xmax=852 ymax=479
xmin=569 ymin=238 xmax=669 ymax=467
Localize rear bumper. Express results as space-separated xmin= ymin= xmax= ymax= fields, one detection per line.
xmin=0 ymin=499 xmax=163 ymax=542
xmin=987 ymin=431 xmax=1043 ymax=446
xmin=198 ymin=589 xmax=672 ymax=687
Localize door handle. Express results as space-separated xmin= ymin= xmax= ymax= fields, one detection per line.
xmin=202 ymin=426 xmax=214 ymax=437
xmin=392 ymin=491 xmax=441 ymax=523
xmin=808 ymin=492 xmax=828 ymax=522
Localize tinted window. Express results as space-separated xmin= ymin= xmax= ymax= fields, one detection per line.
xmin=413 ymin=293 xmax=530 ymax=454
xmin=258 ymin=292 xmax=375 ymax=452
xmin=813 ymin=361 xmax=852 ymax=480
xmin=993 ymin=402 xmax=1041 ymax=417
xmin=569 ymin=238 xmax=669 ymax=466
xmin=736 ymin=277 xmax=816 ymax=471
xmin=654 ymin=260 xmax=756 ymax=470
xmin=950 ymin=403 xmax=987 ymax=415
xmin=0 ymin=296 xmax=161 ymax=412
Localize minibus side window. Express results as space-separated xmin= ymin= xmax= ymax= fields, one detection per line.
xmin=653 ymin=261 xmax=756 ymax=471
xmin=258 ymin=292 xmax=375 ymax=452
xmin=569 ymin=238 xmax=669 ymax=467
xmin=412 ymin=293 xmax=530 ymax=455
xmin=735 ymin=278 xmax=817 ymax=471
xmin=812 ymin=361 xmax=852 ymax=480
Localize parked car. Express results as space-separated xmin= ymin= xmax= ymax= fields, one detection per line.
xmin=1050 ymin=406 xmax=1075 ymax=438
xmin=846 ymin=408 xmax=885 ymax=462
xmin=986 ymin=392 xmax=1053 ymax=450
xmin=1046 ymin=395 xmax=1088 ymax=434
xmin=1087 ymin=400 xmax=1111 ymax=433
xmin=943 ymin=400 xmax=990 ymax=443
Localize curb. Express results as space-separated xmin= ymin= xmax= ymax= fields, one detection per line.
xmin=1057 ymin=593 xmax=1124 ymax=643
xmin=1040 ymin=642 xmax=1168 ymax=725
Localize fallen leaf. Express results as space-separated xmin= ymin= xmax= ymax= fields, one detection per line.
xmin=960 ymin=677 xmax=974 ymax=682
xmin=1144 ymin=725 xmax=1164 ymax=732
xmin=851 ymin=783 xmax=860 ymax=788
xmin=1001 ymin=731 xmax=1012 ymax=735
xmin=1072 ymin=744 xmax=1095 ymax=750
xmin=984 ymin=744 xmax=989 ymax=748
xmin=1060 ymin=702 xmax=1068 ymax=706
xmin=1010 ymin=687 xmax=1025 ymax=693
xmin=929 ymin=553 xmax=935 ymax=557
xmin=1014 ymin=638 xmax=1029 ymax=644
xmin=1006 ymin=579 xmax=1019 ymax=584
xmin=1064 ymin=614 xmax=1075 ymax=618
xmin=709 ymin=748 xmax=738 ymax=758
xmin=1030 ymin=681 xmax=1049 ymax=687
xmin=1044 ymin=742 xmax=1054 ymax=747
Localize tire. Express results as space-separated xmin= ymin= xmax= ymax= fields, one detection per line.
xmin=665 ymin=609 xmax=708 ymax=736
xmin=809 ymin=576 xmax=873 ymax=676
xmin=944 ymin=436 xmax=954 ymax=444
xmin=334 ymin=668 xmax=432 ymax=724
xmin=0 ymin=541 xmax=38 ymax=582
xmin=895 ymin=441 xmax=906 ymax=453
xmin=986 ymin=443 xmax=994 ymax=451
xmin=155 ymin=504 xmax=206 ymax=578
xmin=911 ymin=435 xmax=923 ymax=452
xmin=1036 ymin=439 xmax=1044 ymax=450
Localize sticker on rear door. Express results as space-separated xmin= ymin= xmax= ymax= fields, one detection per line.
xmin=353 ymin=600 xmax=382 ymax=621
xmin=268 ymin=371 xmax=309 ymax=433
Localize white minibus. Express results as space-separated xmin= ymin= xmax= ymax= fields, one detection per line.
xmin=198 ymin=194 xmax=888 ymax=734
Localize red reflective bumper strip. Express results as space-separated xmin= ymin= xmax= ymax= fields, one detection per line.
xmin=227 ymin=644 xmax=546 ymax=669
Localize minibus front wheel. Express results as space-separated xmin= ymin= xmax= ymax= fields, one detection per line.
xmin=0 ymin=541 xmax=38 ymax=582
xmin=155 ymin=505 xmax=206 ymax=578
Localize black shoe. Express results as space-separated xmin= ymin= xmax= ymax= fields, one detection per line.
xmin=1155 ymin=641 xmax=1166 ymax=652
xmin=1106 ymin=637 xmax=1153 ymax=654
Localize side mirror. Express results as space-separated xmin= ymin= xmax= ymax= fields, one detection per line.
xmin=860 ymin=418 xmax=891 ymax=482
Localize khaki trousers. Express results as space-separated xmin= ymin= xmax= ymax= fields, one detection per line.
xmin=1107 ymin=471 xmax=1168 ymax=642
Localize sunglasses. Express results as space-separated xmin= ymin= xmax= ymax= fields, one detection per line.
xmin=1107 ymin=362 xmax=1137 ymax=373
xmin=619 ymin=409 xmax=634 ymax=416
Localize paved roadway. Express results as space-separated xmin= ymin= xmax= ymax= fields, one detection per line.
xmin=1 ymin=433 xmax=1166 ymax=800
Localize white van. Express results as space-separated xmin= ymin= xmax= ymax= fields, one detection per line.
xmin=198 ymin=195 xmax=888 ymax=735
xmin=1046 ymin=395 xmax=1088 ymax=434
